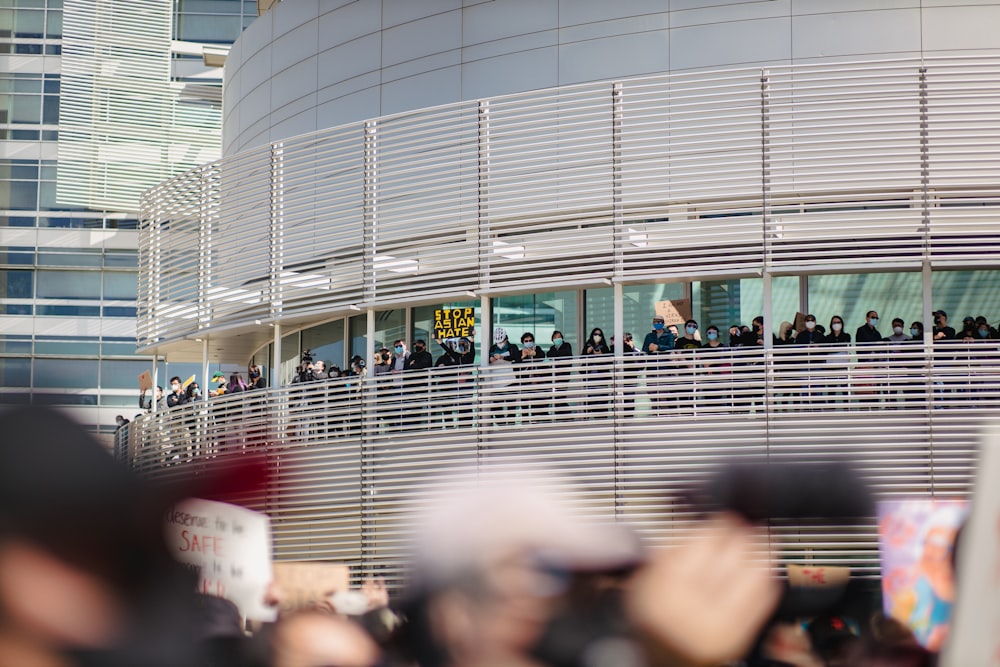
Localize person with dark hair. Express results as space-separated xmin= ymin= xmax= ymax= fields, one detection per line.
xmin=140 ymin=385 xmax=165 ymax=412
xmin=0 ymin=407 xmax=211 ymax=667
xmin=856 ymin=310 xmax=883 ymax=345
xmin=167 ymin=376 xmax=189 ymax=409
xmin=581 ymin=327 xmax=611 ymax=417
xmin=247 ymin=363 xmax=266 ymax=390
xmin=932 ymin=310 xmax=955 ymax=341
xmin=546 ymin=330 xmax=573 ymax=420
xmin=516 ymin=332 xmax=547 ymax=423
xmin=406 ymin=339 xmax=433 ymax=371
xmin=825 ymin=315 xmax=851 ymax=345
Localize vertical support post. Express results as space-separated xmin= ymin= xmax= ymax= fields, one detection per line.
xmin=613 ymin=282 xmax=624 ymax=357
xmin=150 ymin=354 xmax=159 ymax=413
xmin=480 ymin=295 xmax=491 ymax=368
xmin=760 ymin=68 xmax=773 ymax=352
xmin=478 ymin=101 xmax=491 ymax=295
xmin=201 ymin=338 xmax=209 ymax=388
xmin=366 ymin=308 xmax=376 ymax=373
xmin=363 ymin=121 xmax=378 ymax=302
xmin=269 ymin=143 xmax=285 ymax=322
xmin=273 ymin=323 xmax=282 ymax=387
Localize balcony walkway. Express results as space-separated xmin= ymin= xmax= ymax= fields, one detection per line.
xmin=123 ymin=345 xmax=992 ymax=584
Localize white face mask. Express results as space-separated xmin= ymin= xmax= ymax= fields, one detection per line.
xmin=805 ymin=321 xmax=815 ymax=330
xmin=593 ymin=334 xmax=602 ymax=343
xmin=894 ymin=326 xmax=904 ymax=335
xmin=832 ymin=322 xmax=842 ymax=332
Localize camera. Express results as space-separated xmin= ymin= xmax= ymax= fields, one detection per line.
xmin=301 ymin=349 xmax=314 ymax=364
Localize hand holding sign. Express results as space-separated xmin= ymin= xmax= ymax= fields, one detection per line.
xmin=164 ymin=499 xmax=276 ymax=621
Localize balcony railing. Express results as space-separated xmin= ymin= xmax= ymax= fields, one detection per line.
xmin=125 ymin=344 xmax=994 ymax=584
xmin=139 ymin=56 xmax=1000 ymax=348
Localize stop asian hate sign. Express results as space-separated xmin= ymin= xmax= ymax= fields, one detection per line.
xmin=434 ymin=307 xmax=475 ymax=339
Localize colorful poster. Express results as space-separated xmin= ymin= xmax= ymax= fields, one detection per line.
xmin=878 ymin=498 xmax=968 ymax=652
xmin=434 ymin=307 xmax=475 ymax=339
xmin=941 ymin=426 xmax=1000 ymax=667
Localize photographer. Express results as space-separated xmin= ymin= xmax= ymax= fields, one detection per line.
xmin=290 ymin=350 xmax=327 ymax=384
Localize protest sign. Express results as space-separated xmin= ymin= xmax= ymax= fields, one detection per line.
xmin=793 ymin=312 xmax=808 ymax=333
xmin=654 ymin=299 xmax=691 ymax=327
xmin=164 ymin=498 xmax=276 ymax=621
xmin=272 ymin=562 xmax=350 ymax=612
xmin=434 ymin=307 xmax=475 ymax=339
xmin=941 ymin=426 xmax=1000 ymax=667
xmin=878 ymin=498 xmax=968 ymax=652
xmin=138 ymin=370 xmax=153 ymax=391
xmin=182 ymin=374 xmax=196 ymax=389
xmin=786 ymin=564 xmax=850 ymax=588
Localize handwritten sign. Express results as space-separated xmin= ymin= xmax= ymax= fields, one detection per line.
xmin=164 ymin=498 xmax=276 ymax=621
xmin=272 ymin=562 xmax=350 ymax=612
xmin=941 ymin=425 xmax=1000 ymax=667
xmin=787 ymin=563 xmax=850 ymax=588
xmin=434 ymin=307 xmax=475 ymax=339
xmin=654 ymin=299 xmax=691 ymax=327
xmin=878 ymin=498 xmax=968 ymax=652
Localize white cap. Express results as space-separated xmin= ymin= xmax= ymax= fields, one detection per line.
xmin=493 ymin=326 xmax=508 ymax=344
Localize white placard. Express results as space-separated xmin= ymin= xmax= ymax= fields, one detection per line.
xmin=941 ymin=424 xmax=1000 ymax=666
xmin=164 ymin=498 xmax=276 ymax=621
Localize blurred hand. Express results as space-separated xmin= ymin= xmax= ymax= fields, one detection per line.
xmin=627 ymin=513 xmax=780 ymax=667
xmin=360 ymin=577 xmax=389 ymax=611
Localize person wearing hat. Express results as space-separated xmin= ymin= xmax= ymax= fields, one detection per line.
xmin=211 ymin=371 xmax=228 ymax=396
xmin=487 ymin=327 xmax=520 ymax=424
xmin=642 ymin=314 xmax=675 ymax=355
xmin=932 ymin=310 xmax=956 ymax=341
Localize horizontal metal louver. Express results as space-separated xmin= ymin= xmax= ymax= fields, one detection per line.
xmin=139 ymin=57 xmax=1000 ymax=349
xmin=125 ymin=347 xmax=989 ymax=585
xmin=59 ymin=0 xmax=222 ymax=213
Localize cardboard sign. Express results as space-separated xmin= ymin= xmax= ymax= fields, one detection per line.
xmin=793 ymin=311 xmax=808 ymax=333
xmin=787 ymin=563 xmax=850 ymax=588
xmin=182 ymin=374 xmax=196 ymax=389
xmin=138 ymin=370 xmax=153 ymax=391
xmin=272 ymin=562 xmax=350 ymax=612
xmin=878 ymin=498 xmax=968 ymax=652
xmin=941 ymin=426 xmax=1000 ymax=667
xmin=164 ymin=498 xmax=276 ymax=621
xmin=654 ymin=298 xmax=691 ymax=327
xmin=434 ymin=307 xmax=475 ymax=339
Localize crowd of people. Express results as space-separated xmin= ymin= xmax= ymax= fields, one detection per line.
xmin=1 ymin=407 xmax=965 ymax=667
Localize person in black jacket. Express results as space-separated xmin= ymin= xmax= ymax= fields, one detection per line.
xmin=581 ymin=328 xmax=611 ymax=416
xmin=406 ymin=339 xmax=434 ymax=371
xmin=516 ymin=332 xmax=547 ymax=422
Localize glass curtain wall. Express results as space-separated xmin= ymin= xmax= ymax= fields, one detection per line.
xmin=494 ymin=291 xmax=577 ymax=356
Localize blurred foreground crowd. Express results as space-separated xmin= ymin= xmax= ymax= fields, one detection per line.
xmin=0 ymin=406 xmax=965 ymax=667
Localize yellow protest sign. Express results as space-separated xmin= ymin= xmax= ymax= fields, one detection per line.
xmin=434 ymin=307 xmax=475 ymax=339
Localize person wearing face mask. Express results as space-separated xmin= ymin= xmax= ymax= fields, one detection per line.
xmin=697 ymin=325 xmax=730 ymax=410
xmin=517 ymin=332 xmax=547 ymax=422
xmin=794 ymin=314 xmax=824 ymax=346
xmin=545 ymin=330 xmax=573 ymax=419
xmin=642 ymin=315 xmax=675 ymax=356
xmin=487 ymin=328 xmax=520 ymax=426
xmin=856 ymin=310 xmax=883 ymax=345
xmin=884 ymin=318 xmax=912 ymax=343
xmin=675 ymin=320 xmax=702 ymax=351
xmin=581 ymin=328 xmax=611 ymax=418
xmin=881 ymin=318 xmax=913 ymax=407
xmin=932 ymin=310 xmax=956 ymax=341
xmin=247 ymin=363 xmax=266 ymax=390
xmin=406 ymin=339 xmax=433 ymax=371
xmin=824 ymin=316 xmax=851 ymax=345
xmin=974 ymin=316 xmax=996 ymax=340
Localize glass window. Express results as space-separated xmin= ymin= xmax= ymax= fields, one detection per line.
xmin=33 ymin=394 xmax=98 ymax=406
xmin=280 ymin=331 xmax=299 ymax=386
xmin=374 ymin=309 xmax=405 ymax=352
xmin=103 ymin=272 xmax=138 ymax=299
xmin=10 ymin=7 xmax=43 ymax=37
xmin=38 ymin=249 xmax=103 ymax=267
xmin=102 ymin=306 xmax=137 ymax=318
xmin=808 ymin=273 xmax=921 ymax=335
xmin=104 ymin=250 xmax=138 ymax=268
xmin=44 ymin=7 xmax=59 ymax=37
xmin=622 ymin=283 xmax=685 ymax=343
xmin=41 ymin=93 xmax=57 ymax=123
xmin=1 ymin=269 xmax=32 ymax=297
xmin=0 ymin=357 xmax=30 ymax=386
xmin=348 ymin=314 xmax=367 ymax=362
xmin=34 ymin=338 xmax=99 ymax=355
xmin=0 ymin=336 xmax=31 ymax=354
xmin=5 ymin=180 xmax=37 ymax=209
xmin=933 ymin=270 xmax=1000 ymax=329
xmin=33 ymin=358 xmax=97 ymax=388
xmin=0 ymin=216 xmax=35 ymax=227
xmin=177 ymin=0 xmax=243 ymax=13
xmin=36 ymin=304 xmax=101 ymax=316
xmin=101 ymin=340 xmax=138 ymax=356
xmin=10 ymin=93 xmax=40 ymax=122
xmin=177 ymin=13 xmax=240 ymax=43
xmin=100 ymin=359 xmax=151 ymax=390
xmin=0 ymin=304 xmax=31 ymax=314
xmin=494 ymin=291 xmax=578 ymax=354
xmin=301 ymin=319 xmax=345 ymax=372
xmin=36 ymin=270 xmax=100 ymax=299
xmin=0 ymin=393 xmax=31 ymax=405
xmin=0 ymin=246 xmax=33 ymax=264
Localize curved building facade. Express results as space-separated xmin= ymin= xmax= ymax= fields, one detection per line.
xmin=133 ymin=1 xmax=1000 ymax=582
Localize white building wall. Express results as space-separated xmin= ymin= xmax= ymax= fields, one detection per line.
xmin=222 ymin=0 xmax=1000 ymax=156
